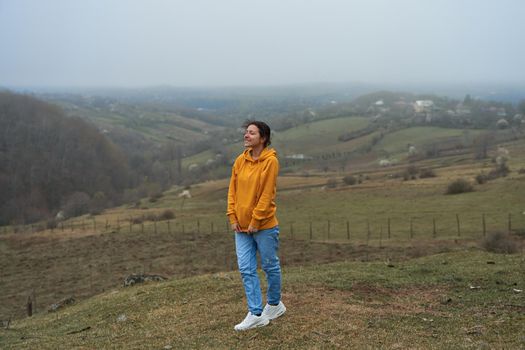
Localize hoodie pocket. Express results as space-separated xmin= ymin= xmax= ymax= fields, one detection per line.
xmin=237 ymin=205 xmax=255 ymax=228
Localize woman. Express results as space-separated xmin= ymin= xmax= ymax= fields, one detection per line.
xmin=227 ymin=120 xmax=286 ymax=331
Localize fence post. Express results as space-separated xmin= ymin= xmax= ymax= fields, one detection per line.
xmin=117 ymin=217 xmax=120 ymax=232
xmin=366 ymin=219 xmax=370 ymax=245
xmin=129 ymin=217 xmax=132 ymax=233
xmin=141 ymin=220 xmax=144 ymax=234
xmin=105 ymin=219 xmax=109 ymax=231
xmin=482 ymin=213 xmax=486 ymax=237
xmin=290 ymin=223 xmax=294 ymax=240
xmin=346 ymin=221 xmax=350 ymax=240
xmin=26 ymin=296 xmax=32 ymax=317
xmin=154 ymin=218 xmax=157 ymax=234
xmin=93 ymin=219 xmax=96 ymax=231
xmin=309 ymin=222 xmax=313 ymax=240
xmin=432 ymin=218 xmax=436 ymax=238
xmin=409 ymin=217 xmax=413 ymax=239
xmin=508 ymin=213 xmax=512 ymax=234
xmin=379 ymin=225 xmax=383 ymax=248
xmin=327 ymin=220 xmax=330 ymax=240
xmin=387 ymin=218 xmax=391 ymax=239
xmin=197 ymin=219 xmax=200 ymax=234
xmin=456 ymin=214 xmax=461 ymax=237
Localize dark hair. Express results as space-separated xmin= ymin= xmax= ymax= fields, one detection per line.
xmin=243 ymin=120 xmax=271 ymax=147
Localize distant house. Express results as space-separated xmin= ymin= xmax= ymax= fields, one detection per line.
xmin=285 ymin=154 xmax=313 ymax=160
xmin=368 ymin=100 xmax=389 ymax=114
xmin=414 ymin=100 xmax=434 ymax=114
xmin=455 ymin=103 xmax=471 ymax=116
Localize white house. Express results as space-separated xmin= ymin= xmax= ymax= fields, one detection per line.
xmin=414 ymin=100 xmax=434 ymax=114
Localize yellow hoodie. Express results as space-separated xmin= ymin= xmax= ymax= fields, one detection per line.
xmin=227 ymin=147 xmax=279 ymax=231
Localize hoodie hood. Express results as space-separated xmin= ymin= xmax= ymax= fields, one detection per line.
xmin=243 ymin=147 xmax=277 ymax=162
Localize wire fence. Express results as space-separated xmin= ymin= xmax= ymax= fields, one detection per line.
xmin=3 ymin=210 xmax=524 ymax=243
xmin=2 ymin=210 xmax=524 ymax=319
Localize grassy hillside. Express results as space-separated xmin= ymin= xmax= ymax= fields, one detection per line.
xmin=272 ymin=116 xmax=370 ymax=155
xmin=52 ymin=98 xmax=226 ymax=148
xmin=2 ymin=136 xmax=524 ymax=324
xmin=371 ymin=127 xmax=484 ymax=159
xmin=1 ymin=250 xmax=523 ymax=349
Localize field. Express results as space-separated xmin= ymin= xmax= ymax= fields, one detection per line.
xmin=1 ymin=250 xmax=523 ymax=349
xmin=1 ymin=118 xmax=524 ymax=348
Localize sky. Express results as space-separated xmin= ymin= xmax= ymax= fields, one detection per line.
xmin=1 ymin=0 xmax=524 ymax=88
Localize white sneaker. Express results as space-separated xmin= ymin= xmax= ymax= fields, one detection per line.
xmin=234 ymin=312 xmax=269 ymax=331
xmin=262 ymin=301 xmax=286 ymax=320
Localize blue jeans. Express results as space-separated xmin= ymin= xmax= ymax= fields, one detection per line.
xmin=235 ymin=226 xmax=281 ymax=315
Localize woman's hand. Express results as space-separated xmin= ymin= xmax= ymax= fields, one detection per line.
xmin=231 ymin=223 xmax=241 ymax=232
xmin=247 ymin=225 xmax=258 ymax=234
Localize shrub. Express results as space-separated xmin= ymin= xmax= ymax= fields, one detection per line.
xmin=481 ymin=232 xmax=519 ymax=254
xmin=158 ymin=209 xmax=175 ymax=220
xmin=419 ymin=168 xmax=436 ymax=178
xmin=403 ymin=165 xmax=419 ymax=181
xmin=446 ymin=178 xmax=474 ymax=194
xmin=342 ymin=175 xmax=357 ymax=186
xmin=488 ymin=162 xmax=510 ymax=178
xmin=326 ymin=178 xmax=338 ymax=188
xmin=475 ymin=173 xmax=489 ymax=184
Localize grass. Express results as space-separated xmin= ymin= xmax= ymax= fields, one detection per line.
xmin=2 ymin=137 xmax=524 ymax=325
xmin=1 ymin=250 xmax=523 ymax=349
xmin=272 ymin=116 xmax=370 ymax=155
xmin=1 ymin=126 xmax=524 ymax=348
xmin=372 ymin=127 xmax=485 ymax=159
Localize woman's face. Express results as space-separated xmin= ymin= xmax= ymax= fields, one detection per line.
xmin=244 ymin=124 xmax=265 ymax=148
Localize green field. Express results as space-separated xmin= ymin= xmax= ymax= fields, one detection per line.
xmin=1 ymin=250 xmax=523 ymax=349
xmin=372 ymin=127 xmax=485 ymax=158
xmin=272 ymin=116 xmax=370 ymax=155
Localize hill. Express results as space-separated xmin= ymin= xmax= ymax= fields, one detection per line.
xmin=1 ymin=133 xmax=524 ymax=322
xmin=0 ymin=250 xmax=523 ymax=349
xmin=0 ymin=92 xmax=129 ymax=225
xmin=39 ymin=92 xmax=228 ymax=154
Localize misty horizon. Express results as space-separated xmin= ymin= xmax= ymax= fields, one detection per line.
xmin=1 ymin=0 xmax=525 ymax=88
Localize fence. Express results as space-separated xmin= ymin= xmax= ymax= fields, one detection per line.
xmin=3 ymin=210 xmax=524 ymax=243
xmin=2 ymin=210 xmax=524 ymax=320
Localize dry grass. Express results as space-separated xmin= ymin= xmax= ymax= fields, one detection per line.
xmin=1 ymin=250 xmax=523 ymax=349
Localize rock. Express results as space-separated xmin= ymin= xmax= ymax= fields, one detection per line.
xmin=48 ymin=296 xmax=75 ymax=312
xmin=465 ymin=325 xmax=485 ymax=335
xmin=440 ymin=296 xmax=453 ymax=305
xmin=124 ymin=274 xmax=167 ymax=287
xmin=117 ymin=314 xmax=127 ymax=322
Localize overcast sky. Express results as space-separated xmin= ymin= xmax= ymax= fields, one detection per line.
xmin=1 ymin=0 xmax=524 ymax=88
